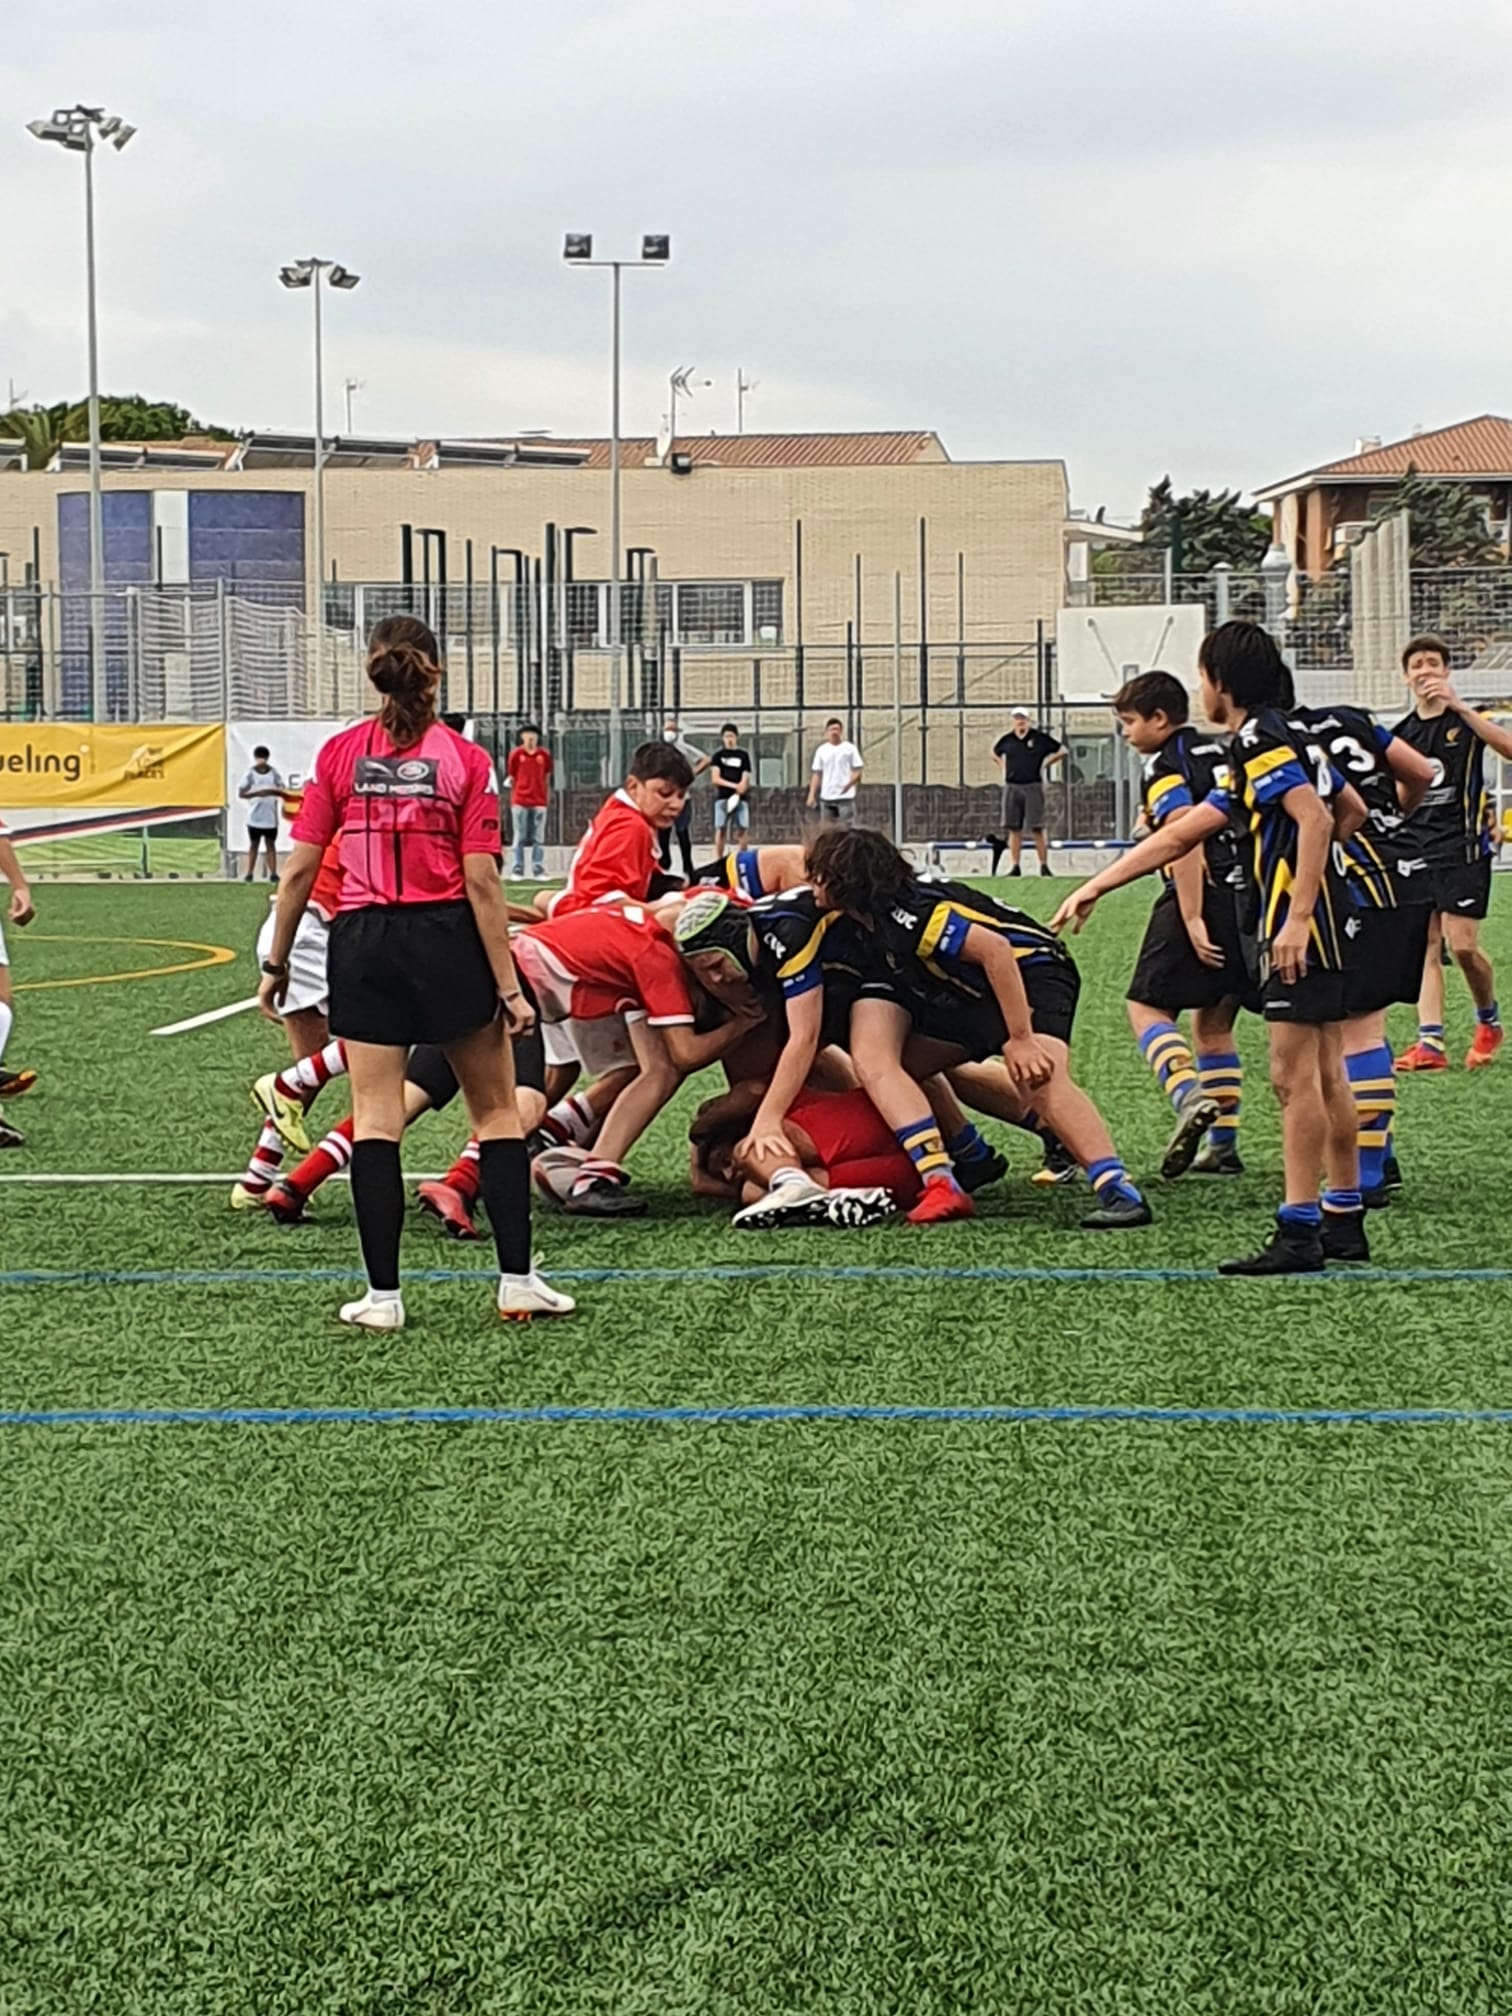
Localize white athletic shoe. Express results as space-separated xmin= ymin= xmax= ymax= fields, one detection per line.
xmin=338 ymin=1291 xmax=406 ymax=1332
xmin=497 ymin=1271 xmax=577 ymax=1320
xmin=822 ymin=1186 xmax=898 ymax=1228
xmin=731 ymin=1175 xmax=833 ymax=1229
xmin=252 ymin=1072 xmax=310 ymax=1154
xmin=229 ymin=1181 xmax=270 ymax=1211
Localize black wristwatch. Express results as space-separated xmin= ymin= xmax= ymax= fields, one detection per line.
xmin=261 ymin=958 xmax=289 ymax=978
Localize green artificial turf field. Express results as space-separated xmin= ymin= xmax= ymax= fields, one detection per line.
xmin=2 ymin=880 xmax=1510 ymax=2013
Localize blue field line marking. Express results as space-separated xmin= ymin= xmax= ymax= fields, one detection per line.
xmin=1 ymin=1400 xmax=1509 ymax=1430
xmin=6 ymin=1261 xmax=1512 ymax=1290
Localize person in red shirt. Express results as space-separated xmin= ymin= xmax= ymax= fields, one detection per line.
xmin=690 ymin=1081 xmax=915 ymax=1225
xmin=513 ymin=899 xmax=757 ymax=1215
xmin=505 ymin=724 xmax=553 ymax=881
xmin=260 ymin=613 xmax=572 ymax=1328
xmin=548 ymin=740 xmax=694 ymax=918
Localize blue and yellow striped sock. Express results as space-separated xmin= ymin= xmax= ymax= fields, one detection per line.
xmin=896 ymin=1117 xmax=956 ymax=1188
xmin=1086 ymin=1156 xmax=1144 ymax=1209
xmin=946 ymin=1122 xmax=993 ymax=1167
xmin=1197 ymin=1050 xmax=1242 ymax=1150
xmin=1417 ymin=1021 xmax=1447 ymax=1058
xmin=1477 ymin=999 xmax=1502 ymax=1029
xmin=1137 ymin=1019 xmax=1199 ymax=1113
xmin=1345 ymin=1043 xmax=1394 ymax=1192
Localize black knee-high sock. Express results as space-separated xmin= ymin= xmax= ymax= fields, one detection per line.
xmin=350 ymin=1138 xmax=404 ymax=1292
xmin=478 ymin=1137 xmax=532 ymax=1276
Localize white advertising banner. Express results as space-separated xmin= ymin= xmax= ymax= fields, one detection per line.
xmin=225 ymin=720 xmax=346 ymax=833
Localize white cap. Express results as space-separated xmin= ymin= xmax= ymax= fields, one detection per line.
xmin=1011 ymin=706 xmax=1031 ymax=718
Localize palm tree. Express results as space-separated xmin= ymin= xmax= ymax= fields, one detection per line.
xmin=0 ymin=401 xmax=89 ymax=469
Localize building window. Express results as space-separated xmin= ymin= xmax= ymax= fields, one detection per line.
xmin=752 ymin=580 xmax=783 ymax=644
xmin=675 ymin=582 xmax=746 ymax=645
xmin=565 ymin=581 xmax=601 ymax=647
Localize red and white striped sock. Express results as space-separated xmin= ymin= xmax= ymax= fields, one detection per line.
xmin=442 ymin=1136 xmax=481 ymax=1204
xmin=242 ymin=1120 xmax=285 ymax=1194
xmin=570 ymin=1156 xmax=627 ymax=1197
xmin=539 ymin=1092 xmax=597 ymax=1147
xmin=285 ymin=1118 xmax=355 ymax=1200
xmin=274 ymin=1039 xmax=347 ymax=1103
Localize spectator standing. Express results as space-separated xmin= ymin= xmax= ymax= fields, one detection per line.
xmin=806 ymin=719 xmax=864 ymax=821
xmin=240 ymin=745 xmax=286 ymax=882
xmin=710 ymin=723 xmax=754 ymax=858
xmin=992 ymin=707 xmax=1065 ymax=876
xmin=658 ymin=716 xmax=709 ymax=879
xmin=506 ymin=724 xmax=553 ymax=880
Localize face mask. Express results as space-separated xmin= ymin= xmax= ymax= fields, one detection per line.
xmin=663 ymin=729 xmax=678 ymax=742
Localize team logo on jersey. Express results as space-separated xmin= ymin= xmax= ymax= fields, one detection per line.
xmin=354 ymin=755 xmax=439 ymax=798
xmin=889 ymin=906 xmax=918 ymax=929
xmin=1446 ymin=728 xmax=1461 ymax=744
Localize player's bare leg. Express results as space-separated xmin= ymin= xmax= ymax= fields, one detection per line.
xmin=847 ymin=1001 xmax=973 ymax=1223
xmin=1444 ymin=914 xmax=1502 ymax=1067
xmin=0 ymin=964 xmax=33 ymax=1146
xmin=1398 ymin=912 xmax=1449 ymax=1070
xmin=1221 ymin=1024 xmax=1334 ymax=1277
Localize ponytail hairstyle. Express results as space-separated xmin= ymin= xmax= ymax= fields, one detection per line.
xmin=366 ymin=614 xmax=443 ymax=749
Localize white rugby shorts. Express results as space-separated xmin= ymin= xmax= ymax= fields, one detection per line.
xmin=255 ymin=905 xmax=330 ymax=1016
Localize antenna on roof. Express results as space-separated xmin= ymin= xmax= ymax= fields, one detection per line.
xmin=736 ymin=369 xmax=759 ymax=434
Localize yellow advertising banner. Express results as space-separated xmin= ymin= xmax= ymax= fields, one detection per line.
xmin=0 ymin=724 xmax=227 ymax=809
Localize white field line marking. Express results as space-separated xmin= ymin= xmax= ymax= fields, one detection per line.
xmin=151 ymin=996 xmax=261 ymax=1037
xmin=0 ymin=1171 xmax=447 ymax=1185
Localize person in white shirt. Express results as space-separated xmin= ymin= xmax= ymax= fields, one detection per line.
xmin=806 ymin=719 xmax=864 ymax=821
xmin=239 ymin=745 xmax=286 ymax=882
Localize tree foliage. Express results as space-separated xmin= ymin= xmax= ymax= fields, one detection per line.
xmin=1368 ymin=464 xmax=1502 ymax=568
xmin=0 ymin=394 xmax=235 ymax=468
xmin=1094 ymin=477 xmax=1273 ymax=587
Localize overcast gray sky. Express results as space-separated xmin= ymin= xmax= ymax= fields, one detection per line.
xmin=6 ymin=0 xmax=1512 ymax=517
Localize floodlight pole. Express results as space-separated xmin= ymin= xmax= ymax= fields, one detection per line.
xmin=566 ymin=239 xmax=667 ymax=781
xmin=81 ymin=127 xmax=106 ymax=721
xmin=610 ymin=261 xmax=623 ymax=782
xmin=312 ymin=270 xmax=326 ymax=697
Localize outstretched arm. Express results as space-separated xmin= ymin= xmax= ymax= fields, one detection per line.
xmin=1052 ymin=799 xmax=1228 ymax=933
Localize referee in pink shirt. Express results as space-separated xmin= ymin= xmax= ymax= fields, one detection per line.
xmin=259 ymin=615 xmax=573 ymax=1329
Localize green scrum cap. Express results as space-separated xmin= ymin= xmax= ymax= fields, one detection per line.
xmin=673 ymin=888 xmax=758 ymax=979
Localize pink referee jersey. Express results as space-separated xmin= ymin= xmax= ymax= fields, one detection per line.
xmin=292 ymin=719 xmax=500 ymax=909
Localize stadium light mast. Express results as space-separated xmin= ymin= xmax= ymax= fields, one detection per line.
xmin=280 ymin=258 xmax=361 ymax=697
xmin=28 ymin=105 xmax=137 ymax=722
xmin=563 ymin=232 xmax=670 ymax=781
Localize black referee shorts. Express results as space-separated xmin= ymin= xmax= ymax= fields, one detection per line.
xmin=1343 ymin=903 xmax=1433 ymax=1017
xmin=1127 ymin=883 xmax=1259 ymax=1014
xmin=329 ymin=900 xmax=498 ymax=1048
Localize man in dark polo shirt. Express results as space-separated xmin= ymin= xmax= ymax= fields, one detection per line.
xmin=990 ymin=708 xmax=1065 ymax=876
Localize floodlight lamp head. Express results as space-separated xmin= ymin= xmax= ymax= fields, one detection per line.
xmin=641 ymin=234 xmax=670 ymax=263
xmin=563 ymin=233 xmax=593 ymax=262
xmin=279 ymin=263 xmax=312 ymax=289
xmin=328 ymin=265 xmax=361 ymax=290
xmin=110 ymin=122 xmax=136 ymax=150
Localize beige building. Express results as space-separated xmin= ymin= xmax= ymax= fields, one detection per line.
xmin=0 ymin=428 xmax=1136 ymax=786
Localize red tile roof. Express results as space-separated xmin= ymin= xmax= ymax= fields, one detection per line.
xmin=1258 ymin=415 xmax=1512 ymax=497
xmin=545 ymin=430 xmax=948 ymax=470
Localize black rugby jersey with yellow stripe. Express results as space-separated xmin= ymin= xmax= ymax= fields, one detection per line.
xmin=1393 ymin=706 xmax=1495 ymax=869
xmin=747 ymin=888 xmax=866 ymax=1002
xmin=1139 ymin=725 xmax=1241 ymax=884
xmin=1295 ymin=703 xmax=1427 ymax=910
xmin=868 ymin=877 xmax=1071 ymax=1002
xmin=1206 ymin=709 xmax=1354 ymax=971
